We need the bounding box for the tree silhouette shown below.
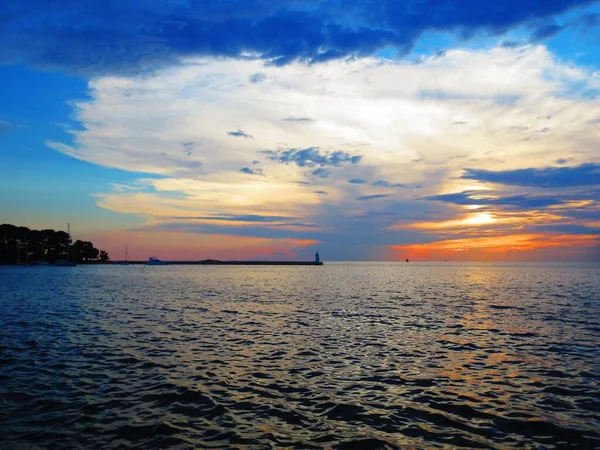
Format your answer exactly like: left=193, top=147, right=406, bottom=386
left=72, top=240, right=99, bottom=261
left=0, top=223, right=110, bottom=264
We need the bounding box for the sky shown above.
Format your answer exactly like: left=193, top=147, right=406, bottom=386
left=0, top=0, right=599, bottom=262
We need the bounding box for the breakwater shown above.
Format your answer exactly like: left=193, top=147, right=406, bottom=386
left=112, top=260, right=323, bottom=265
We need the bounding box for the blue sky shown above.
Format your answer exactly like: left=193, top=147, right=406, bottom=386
left=1, top=0, right=599, bottom=261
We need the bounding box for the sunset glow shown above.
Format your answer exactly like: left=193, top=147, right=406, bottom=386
left=390, top=234, right=599, bottom=261
left=1, top=1, right=598, bottom=261
left=2, top=4, right=600, bottom=450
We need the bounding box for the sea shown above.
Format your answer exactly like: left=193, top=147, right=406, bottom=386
left=0, top=262, right=598, bottom=449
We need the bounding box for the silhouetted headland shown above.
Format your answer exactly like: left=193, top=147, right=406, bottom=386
left=1, top=223, right=109, bottom=265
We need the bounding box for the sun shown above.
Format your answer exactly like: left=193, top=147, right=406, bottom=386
left=462, top=212, right=497, bottom=226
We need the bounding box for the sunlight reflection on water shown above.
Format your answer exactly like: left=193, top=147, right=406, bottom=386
left=1, top=262, right=599, bottom=449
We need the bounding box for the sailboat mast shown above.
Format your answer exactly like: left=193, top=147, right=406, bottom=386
left=67, top=223, right=72, bottom=261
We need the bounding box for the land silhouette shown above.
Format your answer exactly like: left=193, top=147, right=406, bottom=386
left=0, top=223, right=109, bottom=264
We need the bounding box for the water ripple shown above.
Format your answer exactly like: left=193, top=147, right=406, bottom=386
left=1, top=262, right=599, bottom=449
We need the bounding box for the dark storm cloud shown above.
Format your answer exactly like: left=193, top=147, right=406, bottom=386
left=461, top=163, right=600, bottom=188
left=261, top=147, right=362, bottom=168
left=0, top=0, right=592, bottom=74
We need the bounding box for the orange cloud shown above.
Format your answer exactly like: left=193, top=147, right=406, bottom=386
left=390, top=233, right=598, bottom=261
left=389, top=210, right=566, bottom=231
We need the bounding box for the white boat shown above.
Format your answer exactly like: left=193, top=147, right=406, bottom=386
left=145, top=256, right=167, bottom=266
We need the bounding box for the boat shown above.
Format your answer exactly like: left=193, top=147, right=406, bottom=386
left=120, top=245, right=130, bottom=265
left=145, top=256, right=167, bottom=266
left=54, top=223, right=77, bottom=266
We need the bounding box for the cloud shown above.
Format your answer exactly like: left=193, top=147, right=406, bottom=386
left=261, top=147, right=362, bottom=168
left=372, top=180, right=405, bottom=188
left=283, top=117, right=314, bottom=123
left=47, top=47, right=600, bottom=179
left=555, top=158, right=572, bottom=165
left=249, top=72, right=267, bottom=84
left=97, top=227, right=320, bottom=261
left=136, top=220, right=321, bottom=240
left=172, top=214, right=296, bottom=223
left=461, top=163, right=600, bottom=188
left=391, top=233, right=600, bottom=262
left=95, top=177, right=319, bottom=225
left=348, top=178, right=367, bottom=184
left=311, top=168, right=330, bottom=178
left=227, top=129, right=254, bottom=139
left=315, top=190, right=328, bottom=196
left=530, top=23, right=565, bottom=41
left=1, top=0, right=593, bottom=75
left=563, top=208, right=600, bottom=221
left=44, top=46, right=600, bottom=260
left=240, top=167, right=264, bottom=176
left=356, top=194, right=391, bottom=201
left=422, top=190, right=567, bottom=209
left=528, top=224, right=600, bottom=235
left=501, top=40, right=521, bottom=48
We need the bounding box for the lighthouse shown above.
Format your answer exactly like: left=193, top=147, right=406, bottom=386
left=315, top=252, right=320, bottom=263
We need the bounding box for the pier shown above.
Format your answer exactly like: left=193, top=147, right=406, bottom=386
left=112, top=260, right=323, bottom=266
left=113, top=252, right=324, bottom=266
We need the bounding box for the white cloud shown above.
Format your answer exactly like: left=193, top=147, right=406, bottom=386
left=47, top=45, right=600, bottom=252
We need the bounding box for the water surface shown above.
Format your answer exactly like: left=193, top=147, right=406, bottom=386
left=1, top=262, right=599, bottom=449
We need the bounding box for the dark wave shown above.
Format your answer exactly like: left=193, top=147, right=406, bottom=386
left=0, top=262, right=599, bottom=449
